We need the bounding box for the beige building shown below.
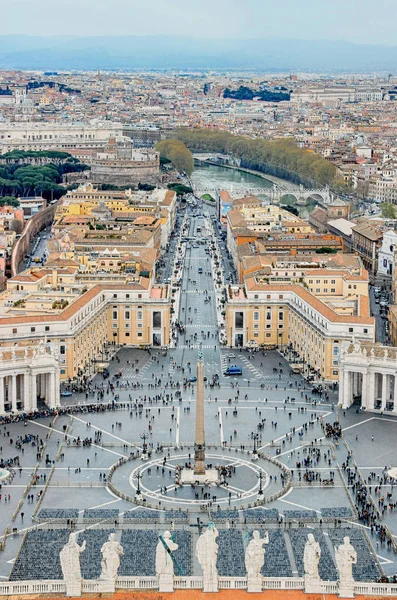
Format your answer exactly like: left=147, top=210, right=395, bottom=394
left=0, top=265, right=171, bottom=384
left=225, top=266, right=374, bottom=381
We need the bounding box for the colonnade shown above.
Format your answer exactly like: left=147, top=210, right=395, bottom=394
left=0, top=370, right=60, bottom=415
left=339, top=369, right=397, bottom=412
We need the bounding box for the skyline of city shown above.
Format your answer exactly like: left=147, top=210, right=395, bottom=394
left=0, top=7, right=397, bottom=596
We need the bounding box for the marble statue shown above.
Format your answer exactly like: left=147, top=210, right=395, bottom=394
left=304, top=533, right=321, bottom=581
left=335, top=536, right=357, bottom=586
left=196, top=523, right=219, bottom=593
left=156, top=531, right=179, bottom=592
left=100, top=533, right=124, bottom=581
left=60, top=533, right=86, bottom=596
left=245, top=530, right=269, bottom=592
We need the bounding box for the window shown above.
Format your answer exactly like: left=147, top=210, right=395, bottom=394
left=364, top=328, right=368, bottom=334
left=323, top=289, right=328, bottom=293
left=266, top=311, right=271, bottom=320
left=254, top=295, right=258, bottom=299
left=60, top=346, right=66, bottom=355
left=12, top=328, right=17, bottom=334
left=278, top=324, right=283, bottom=329
left=31, top=327, right=36, bottom=332
left=137, top=311, right=143, bottom=320
left=266, top=324, right=271, bottom=329
left=253, top=311, right=259, bottom=321
left=61, top=369, right=66, bottom=375
left=138, top=332, right=143, bottom=337
left=138, top=323, right=142, bottom=328
left=254, top=324, right=259, bottom=329
left=112, top=311, right=117, bottom=320
left=113, top=294, right=117, bottom=298
left=125, top=333, right=130, bottom=337
left=45, top=326, right=50, bottom=332
left=235, top=312, right=244, bottom=328
left=278, top=312, right=284, bottom=321
left=266, top=333, right=271, bottom=337
left=316, top=288, right=320, bottom=293
left=349, top=327, right=353, bottom=333
left=279, top=295, right=283, bottom=299
left=112, top=324, right=118, bottom=329
left=331, top=280, right=335, bottom=284
left=125, top=311, right=130, bottom=320
left=331, top=288, right=335, bottom=293
left=138, top=294, right=142, bottom=299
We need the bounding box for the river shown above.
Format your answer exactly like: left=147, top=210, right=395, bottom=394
left=190, top=163, right=315, bottom=218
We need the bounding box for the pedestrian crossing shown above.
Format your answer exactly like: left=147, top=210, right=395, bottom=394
left=240, top=356, right=263, bottom=380
left=177, top=344, right=216, bottom=349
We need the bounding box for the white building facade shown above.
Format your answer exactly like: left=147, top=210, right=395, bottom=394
left=0, top=343, right=60, bottom=415
left=378, top=229, right=397, bottom=277
left=339, top=341, right=397, bottom=413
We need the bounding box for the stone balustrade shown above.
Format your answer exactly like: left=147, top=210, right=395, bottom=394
left=0, top=577, right=396, bottom=597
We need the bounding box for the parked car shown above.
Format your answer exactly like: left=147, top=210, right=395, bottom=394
left=60, top=390, right=72, bottom=397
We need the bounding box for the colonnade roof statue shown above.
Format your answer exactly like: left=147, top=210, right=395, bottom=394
left=100, top=533, right=124, bottom=581
left=303, top=533, right=321, bottom=581
left=60, top=533, right=86, bottom=597
left=196, top=522, right=219, bottom=593
left=156, top=530, right=179, bottom=577
left=335, top=536, right=357, bottom=586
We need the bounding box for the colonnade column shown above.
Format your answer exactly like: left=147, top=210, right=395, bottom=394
left=23, top=373, right=30, bottom=413
left=49, top=372, right=56, bottom=408
left=11, top=375, right=17, bottom=412
left=0, top=378, right=4, bottom=415
left=31, top=374, right=37, bottom=411
left=394, top=376, right=397, bottom=413
left=343, top=370, right=350, bottom=408
left=361, top=372, right=367, bottom=410
left=338, top=370, right=345, bottom=407
left=381, top=374, right=387, bottom=411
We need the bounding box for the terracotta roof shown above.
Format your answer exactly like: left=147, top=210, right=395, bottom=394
left=243, top=279, right=374, bottom=325
left=0, top=280, right=152, bottom=326
left=352, top=223, right=383, bottom=241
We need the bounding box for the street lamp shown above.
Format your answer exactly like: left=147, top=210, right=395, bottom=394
left=251, top=432, right=260, bottom=454
left=140, top=431, right=149, bottom=454
left=257, top=470, right=265, bottom=496
left=134, top=470, right=142, bottom=496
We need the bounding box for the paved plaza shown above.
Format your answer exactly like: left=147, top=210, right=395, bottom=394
left=0, top=208, right=397, bottom=581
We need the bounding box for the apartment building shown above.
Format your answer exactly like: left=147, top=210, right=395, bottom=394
left=225, top=270, right=374, bottom=381
left=0, top=265, right=171, bottom=382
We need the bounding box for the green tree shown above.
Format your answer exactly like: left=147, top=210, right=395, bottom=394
left=381, top=202, right=396, bottom=219
left=156, top=139, right=194, bottom=176
left=0, top=196, right=20, bottom=207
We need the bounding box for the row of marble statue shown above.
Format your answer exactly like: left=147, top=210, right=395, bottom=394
left=60, top=527, right=358, bottom=596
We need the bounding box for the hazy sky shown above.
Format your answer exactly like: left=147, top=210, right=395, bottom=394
left=1, top=0, right=396, bottom=44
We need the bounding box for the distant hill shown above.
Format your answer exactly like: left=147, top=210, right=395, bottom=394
left=0, top=35, right=397, bottom=72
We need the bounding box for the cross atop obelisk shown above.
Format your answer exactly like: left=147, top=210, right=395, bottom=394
left=194, top=355, right=205, bottom=475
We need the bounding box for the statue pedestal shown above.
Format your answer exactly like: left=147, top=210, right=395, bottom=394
left=203, top=577, right=218, bottom=593
left=98, top=579, right=115, bottom=594
left=65, top=582, right=82, bottom=597
left=247, top=575, right=262, bottom=593
left=304, top=577, right=322, bottom=594
left=159, top=573, right=174, bottom=592
left=180, top=468, right=218, bottom=485
left=338, top=583, right=355, bottom=598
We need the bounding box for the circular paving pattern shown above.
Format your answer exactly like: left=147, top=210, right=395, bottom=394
left=109, top=448, right=291, bottom=510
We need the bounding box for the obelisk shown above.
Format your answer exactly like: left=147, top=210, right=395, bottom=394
left=194, top=357, right=205, bottom=475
